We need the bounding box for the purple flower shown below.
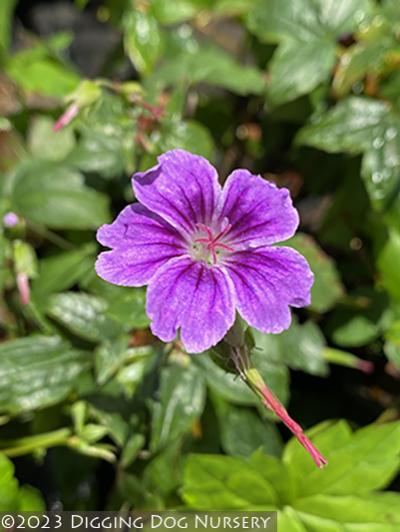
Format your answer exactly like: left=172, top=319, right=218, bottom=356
left=96, top=149, right=313, bottom=353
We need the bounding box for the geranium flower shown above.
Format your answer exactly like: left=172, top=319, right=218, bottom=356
left=96, top=149, right=313, bottom=353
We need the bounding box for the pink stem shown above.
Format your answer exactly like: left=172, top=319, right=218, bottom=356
left=259, top=381, right=327, bottom=468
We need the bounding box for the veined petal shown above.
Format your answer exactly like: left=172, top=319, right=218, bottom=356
left=95, top=204, right=185, bottom=286
left=220, top=170, right=299, bottom=248
left=132, top=149, right=221, bottom=236
left=225, top=246, right=313, bottom=333
left=146, top=256, right=236, bottom=353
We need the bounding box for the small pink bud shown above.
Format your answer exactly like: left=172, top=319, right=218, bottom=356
left=357, top=360, right=374, bottom=374
left=3, top=212, right=19, bottom=227
left=53, top=103, right=79, bottom=132
left=16, top=272, right=30, bottom=305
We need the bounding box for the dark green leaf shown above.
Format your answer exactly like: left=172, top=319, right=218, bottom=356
left=267, top=40, right=336, bottom=106
left=32, top=245, right=96, bottom=300
left=0, top=336, right=91, bottom=414
left=296, top=97, right=390, bottom=154
left=150, top=359, right=206, bottom=452
left=287, top=233, right=344, bottom=313
left=47, top=292, right=123, bottom=342
left=212, top=396, right=282, bottom=457
left=252, top=318, right=329, bottom=377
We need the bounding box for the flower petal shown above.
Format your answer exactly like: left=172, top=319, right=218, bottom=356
left=146, top=256, right=236, bottom=353
left=132, top=149, right=221, bottom=236
left=220, top=170, right=299, bottom=247
left=95, top=204, right=185, bottom=286
left=225, top=246, right=313, bottom=333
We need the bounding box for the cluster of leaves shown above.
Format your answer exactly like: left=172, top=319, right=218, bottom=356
left=0, top=0, right=399, bottom=524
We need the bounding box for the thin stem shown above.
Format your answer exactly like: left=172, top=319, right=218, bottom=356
left=26, top=220, right=75, bottom=250
left=231, top=345, right=328, bottom=469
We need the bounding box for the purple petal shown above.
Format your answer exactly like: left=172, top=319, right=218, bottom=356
left=146, top=256, right=236, bottom=353
left=220, top=170, right=299, bottom=248
left=132, top=149, right=221, bottom=236
left=95, top=204, right=185, bottom=286
left=225, top=246, right=313, bottom=333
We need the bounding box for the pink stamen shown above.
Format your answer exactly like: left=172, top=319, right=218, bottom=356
left=194, top=223, right=235, bottom=264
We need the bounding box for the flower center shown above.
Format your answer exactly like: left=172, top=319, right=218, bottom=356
left=190, top=223, right=235, bottom=265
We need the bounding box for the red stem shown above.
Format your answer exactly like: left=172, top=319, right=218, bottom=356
left=259, top=381, right=328, bottom=468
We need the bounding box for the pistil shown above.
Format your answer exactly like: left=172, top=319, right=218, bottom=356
left=194, top=223, right=235, bottom=264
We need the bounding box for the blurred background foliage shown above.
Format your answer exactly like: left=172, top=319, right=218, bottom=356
left=1, top=0, right=400, bottom=528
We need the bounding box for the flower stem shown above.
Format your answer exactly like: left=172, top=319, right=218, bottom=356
left=230, top=345, right=328, bottom=468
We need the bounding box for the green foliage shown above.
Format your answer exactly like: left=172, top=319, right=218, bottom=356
left=0, top=0, right=399, bottom=518
left=183, top=420, right=400, bottom=528
left=0, top=453, right=44, bottom=511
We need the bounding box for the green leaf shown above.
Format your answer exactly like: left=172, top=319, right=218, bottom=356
left=195, top=351, right=289, bottom=407
left=27, top=115, right=75, bottom=161
left=0, top=336, right=91, bottom=415
left=384, top=320, right=400, bottom=368
left=150, top=359, right=206, bottom=452
left=330, top=314, right=380, bottom=347
left=246, top=0, right=371, bottom=105
left=297, top=97, right=400, bottom=212
left=66, top=129, right=127, bottom=179
left=267, top=40, right=336, bottom=106
left=182, top=453, right=278, bottom=509
left=18, top=485, right=46, bottom=511
left=159, top=119, right=215, bottom=160
left=246, top=0, right=371, bottom=43
left=150, top=34, right=265, bottom=95
left=286, top=420, right=400, bottom=497
left=377, top=229, right=400, bottom=302
left=297, top=97, right=390, bottom=154
left=0, top=0, right=17, bottom=57
left=325, top=288, right=388, bottom=348
left=95, top=340, right=154, bottom=385
left=361, top=118, right=400, bottom=212
left=10, top=160, right=110, bottom=229
left=252, top=318, right=329, bottom=377
left=283, top=420, right=353, bottom=482
left=32, top=245, right=95, bottom=300
left=293, top=492, right=400, bottom=530
left=47, top=292, right=123, bottom=342
left=287, top=233, right=344, bottom=312
left=0, top=454, right=45, bottom=511
left=212, top=396, right=282, bottom=457
left=151, top=0, right=212, bottom=24
left=0, top=453, right=19, bottom=510
left=333, top=39, right=393, bottom=97
left=6, top=47, right=80, bottom=98
left=123, top=10, right=164, bottom=75
left=85, top=278, right=150, bottom=330
left=143, top=440, right=184, bottom=498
